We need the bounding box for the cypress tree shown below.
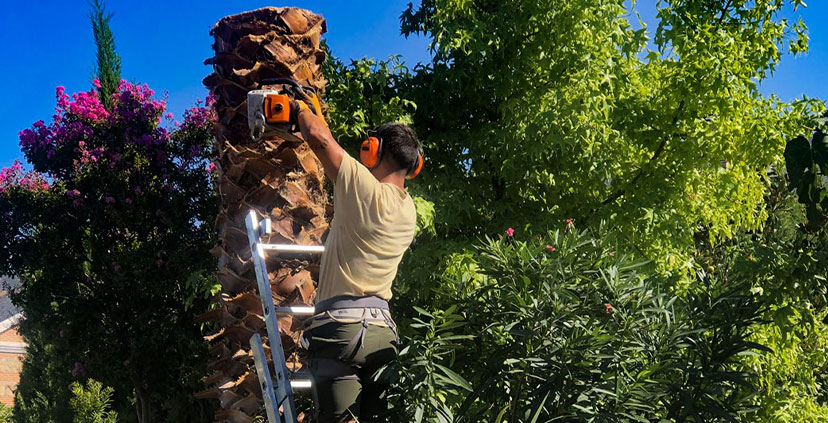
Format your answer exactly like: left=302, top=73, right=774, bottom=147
left=89, top=0, right=121, bottom=110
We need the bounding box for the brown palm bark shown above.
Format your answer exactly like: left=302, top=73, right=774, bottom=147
left=196, top=7, right=329, bottom=423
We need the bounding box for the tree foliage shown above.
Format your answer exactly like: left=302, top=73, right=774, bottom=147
left=89, top=0, right=121, bottom=110
left=399, top=0, right=820, bottom=274
left=1, top=82, right=218, bottom=423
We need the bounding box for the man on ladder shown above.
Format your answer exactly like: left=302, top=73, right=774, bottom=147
left=292, top=98, right=422, bottom=422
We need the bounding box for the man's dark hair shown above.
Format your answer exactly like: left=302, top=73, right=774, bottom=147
left=375, top=122, right=420, bottom=173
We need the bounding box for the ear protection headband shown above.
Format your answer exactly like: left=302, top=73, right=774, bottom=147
left=360, top=135, right=423, bottom=180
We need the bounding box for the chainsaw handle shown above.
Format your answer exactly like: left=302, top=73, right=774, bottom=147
left=260, top=78, right=316, bottom=102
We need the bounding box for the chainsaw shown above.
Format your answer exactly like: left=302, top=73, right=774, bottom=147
left=247, top=78, right=324, bottom=142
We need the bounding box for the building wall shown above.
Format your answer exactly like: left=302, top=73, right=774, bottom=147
left=0, top=326, right=25, bottom=406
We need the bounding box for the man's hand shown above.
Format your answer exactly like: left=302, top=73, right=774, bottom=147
left=295, top=108, right=344, bottom=182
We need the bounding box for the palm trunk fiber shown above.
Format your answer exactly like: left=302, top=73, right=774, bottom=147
left=196, top=7, right=329, bottom=423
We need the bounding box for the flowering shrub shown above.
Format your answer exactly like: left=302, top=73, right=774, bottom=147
left=0, top=160, right=49, bottom=193
left=389, top=228, right=767, bottom=423
left=3, top=81, right=218, bottom=423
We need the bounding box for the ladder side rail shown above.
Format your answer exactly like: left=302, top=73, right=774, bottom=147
left=250, top=333, right=281, bottom=423
left=245, top=212, right=299, bottom=423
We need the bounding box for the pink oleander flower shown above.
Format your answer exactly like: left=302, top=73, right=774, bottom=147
left=565, top=218, right=574, bottom=226
left=505, top=227, right=514, bottom=237
left=134, top=186, right=141, bottom=194
left=112, top=262, right=121, bottom=272
left=124, top=197, right=132, bottom=204
left=546, top=245, right=556, bottom=252
left=72, top=362, right=85, bottom=376
left=104, top=196, right=115, bottom=204
left=123, top=359, right=130, bottom=366
left=603, top=303, right=614, bottom=315
left=66, top=189, right=80, bottom=197
left=609, top=252, right=615, bottom=257
left=207, top=162, right=216, bottom=173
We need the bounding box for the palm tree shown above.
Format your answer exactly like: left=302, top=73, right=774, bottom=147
left=197, top=7, right=329, bottom=422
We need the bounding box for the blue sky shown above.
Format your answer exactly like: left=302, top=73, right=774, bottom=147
left=0, top=1, right=825, bottom=168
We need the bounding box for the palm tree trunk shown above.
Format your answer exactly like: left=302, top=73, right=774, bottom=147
left=196, top=7, right=329, bottom=422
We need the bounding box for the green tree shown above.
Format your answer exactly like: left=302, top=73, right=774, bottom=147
left=399, top=0, right=820, bottom=276
left=89, top=0, right=121, bottom=109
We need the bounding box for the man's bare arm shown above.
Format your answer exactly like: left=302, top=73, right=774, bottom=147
left=296, top=109, right=344, bottom=182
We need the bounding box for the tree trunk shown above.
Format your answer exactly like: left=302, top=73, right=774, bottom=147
left=134, top=385, right=152, bottom=423
left=196, top=7, right=329, bottom=423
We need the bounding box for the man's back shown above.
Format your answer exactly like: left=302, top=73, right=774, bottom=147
left=317, top=153, right=416, bottom=302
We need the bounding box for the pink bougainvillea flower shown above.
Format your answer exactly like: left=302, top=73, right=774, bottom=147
left=66, top=189, right=80, bottom=197
left=0, top=160, right=50, bottom=193
left=207, top=162, right=216, bottom=173
left=505, top=227, right=515, bottom=237
left=124, top=197, right=132, bottom=204
left=104, top=196, right=115, bottom=204
left=546, top=245, right=556, bottom=252
left=92, top=78, right=102, bottom=89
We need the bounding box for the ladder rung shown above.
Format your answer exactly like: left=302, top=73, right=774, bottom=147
left=290, top=379, right=313, bottom=389
left=260, top=244, right=324, bottom=254
left=274, top=306, right=316, bottom=315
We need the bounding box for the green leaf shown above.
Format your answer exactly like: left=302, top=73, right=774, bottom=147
left=434, top=363, right=473, bottom=391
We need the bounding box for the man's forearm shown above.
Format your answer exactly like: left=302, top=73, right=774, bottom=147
left=298, top=109, right=334, bottom=150
left=297, top=109, right=344, bottom=181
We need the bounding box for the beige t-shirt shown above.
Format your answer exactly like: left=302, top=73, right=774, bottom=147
left=316, top=153, right=417, bottom=301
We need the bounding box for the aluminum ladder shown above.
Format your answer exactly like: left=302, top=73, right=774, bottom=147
left=245, top=210, right=321, bottom=423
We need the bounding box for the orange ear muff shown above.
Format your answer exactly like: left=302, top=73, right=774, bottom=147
left=406, top=154, right=423, bottom=180
left=360, top=136, right=382, bottom=169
